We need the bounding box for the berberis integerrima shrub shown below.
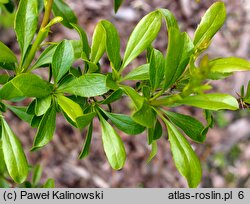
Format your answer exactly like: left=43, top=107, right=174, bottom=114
left=0, top=0, right=250, bottom=188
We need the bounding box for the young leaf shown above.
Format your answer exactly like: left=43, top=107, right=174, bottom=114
left=90, top=22, right=106, bottom=64
left=99, top=114, right=126, bottom=170
left=209, top=57, right=250, bottom=73
left=101, top=20, right=121, bottom=70
left=79, top=122, right=93, bottom=159
left=0, top=141, right=6, bottom=174
left=158, top=8, right=178, bottom=29
left=121, top=10, right=162, bottom=70
left=35, top=96, right=52, bottom=116
left=15, top=0, right=38, bottom=59
left=57, top=95, right=83, bottom=123
left=101, top=109, right=145, bottom=135
left=148, top=119, right=163, bottom=144
left=165, top=120, right=202, bottom=188
left=121, top=64, right=149, bottom=81
left=76, top=112, right=96, bottom=129
left=0, top=74, right=53, bottom=100
left=194, top=2, right=226, bottom=51
left=146, top=141, right=158, bottom=163
left=177, top=93, right=239, bottom=111
left=149, top=49, right=165, bottom=91
left=32, top=105, right=56, bottom=151
left=114, top=0, right=123, bottom=13
left=6, top=105, right=33, bottom=124
left=132, top=100, right=156, bottom=128
left=43, top=178, right=55, bottom=188
left=163, top=110, right=205, bottom=143
left=59, top=74, right=109, bottom=97
left=121, top=86, right=144, bottom=109
left=52, top=0, right=77, bottom=29
left=71, top=23, right=90, bottom=58
left=164, top=30, right=194, bottom=90
left=32, top=44, right=57, bottom=69
left=52, top=40, right=74, bottom=83
left=0, top=41, right=18, bottom=65
left=100, top=89, right=123, bottom=104
left=1, top=119, right=28, bottom=184
left=32, top=165, right=42, bottom=187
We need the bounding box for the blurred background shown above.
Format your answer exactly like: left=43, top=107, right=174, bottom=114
left=0, top=0, right=250, bottom=187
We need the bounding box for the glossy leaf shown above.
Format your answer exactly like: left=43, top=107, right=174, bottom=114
left=166, top=120, right=202, bottom=188
left=102, top=110, right=145, bottom=135
left=71, top=23, right=90, bottom=58
left=178, top=93, right=239, bottom=111
left=0, top=74, right=53, bottom=100
left=100, top=89, right=123, bottom=104
left=101, top=20, right=121, bottom=70
left=57, top=95, right=83, bottom=123
left=1, top=119, right=28, bottom=184
left=99, top=114, right=126, bottom=170
left=59, top=74, right=109, bottom=97
left=148, top=119, right=163, bottom=144
left=15, top=0, right=38, bottom=59
left=149, top=49, right=165, bottom=91
left=159, top=8, right=178, bottom=29
left=52, top=0, right=77, bottom=29
left=6, top=105, right=33, bottom=124
left=121, top=64, right=149, bottom=81
left=194, top=2, right=226, bottom=51
left=209, top=57, right=250, bottom=73
left=79, top=122, right=93, bottom=159
left=121, top=86, right=144, bottom=109
left=43, top=178, right=55, bottom=188
left=35, top=96, right=52, bottom=116
left=164, top=110, right=205, bottom=143
left=90, top=22, right=106, bottom=64
left=76, top=112, right=96, bottom=129
left=121, top=10, right=162, bottom=69
left=52, top=40, right=74, bottom=83
left=32, top=105, right=56, bottom=151
left=32, top=44, right=57, bottom=69
left=132, top=100, right=156, bottom=128
left=0, top=141, right=6, bottom=174
left=164, top=30, right=194, bottom=90
left=114, top=0, right=123, bottom=13
left=0, top=41, right=17, bottom=65
left=32, top=165, right=42, bottom=186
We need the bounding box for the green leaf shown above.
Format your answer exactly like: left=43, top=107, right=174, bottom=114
left=0, top=73, right=53, bottom=100
left=165, top=120, right=202, bottom=188
left=164, top=30, right=194, bottom=90
left=90, top=22, right=106, bottom=64
left=71, top=23, right=90, bottom=58
left=99, top=114, right=126, bottom=170
left=149, top=49, right=165, bottom=91
left=209, top=57, right=250, bottom=73
left=32, top=164, right=42, bottom=187
left=121, top=86, right=144, bottom=109
left=0, top=41, right=17, bottom=65
left=0, top=178, right=9, bottom=188
left=59, top=74, right=109, bottom=97
left=194, top=2, right=226, bottom=51
left=132, top=100, right=156, bottom=128
left=70, top=40, right=84, bottom=60
left=43, top=178, right=55, bottom=188
left=100, top=89, right=123, bottom=104
left=148, top=119, right=163, bottom=144
left=52, top=40, right=74, bottom=83
left=164, top=110, right=205, bottom=143
left=121, top=64, right=149, bottom=81
left=0, top=0, right=9, bottom=3
left=146, top=141, right=158, bottom=163
left=57, top=95, right=83, bottom=123
left=6, top=105, right=33, bottom=124
left=0, top=141, right=6, bottom=174
left=52, top=0, right=77, bottom=29
left=15, top=0, right=38, bottom=59
left=79, top=122, right=93, bottom=159
left=35, top=96, right=52, bottom=116
left=100, top=20, right=121, bottom=70
left=32, top=44, right=57, bottom=69
left=158, top=8, right=178, bottom=29
left=101, top=109, right=145, bottom=135
left=76, top=112, right=96, bottom=129
left=114, top=0, right=123, bottom=13
left=1, top=119, right=28, bottom=184
left=0, top=74, right=10, bottom=84
left=32, top=105, right=56, bottom=151
left=121, top=10, right=162, bottom=70
left=178, top=93, right=239, bottom=111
